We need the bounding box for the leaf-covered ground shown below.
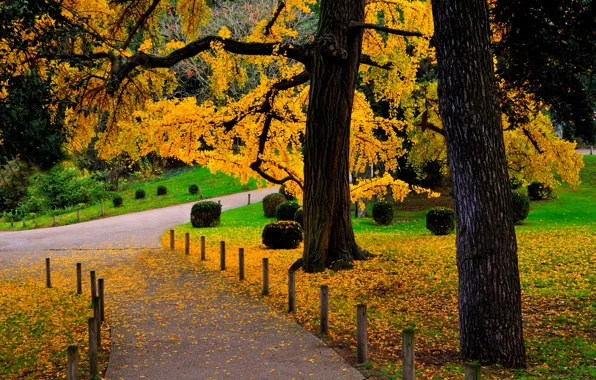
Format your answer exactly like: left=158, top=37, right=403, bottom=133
left=166, top=156, right=595, bottom=379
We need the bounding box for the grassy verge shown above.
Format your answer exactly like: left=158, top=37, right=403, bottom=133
left=0, top=281, right=109, bottom=379
left=0, top=166, right=259, bottom=231
left=166, top=155, right=595, bottom=379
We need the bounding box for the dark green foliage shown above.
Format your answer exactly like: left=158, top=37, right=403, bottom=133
left=511, top=191, right=530, bottom=224
left=279, top=184, right=296, bottom=200
left=157, top=185, right=168, bottom=196
left=510, top=178, right=523, bottom=190
left=190, top=201, right=222, bottom=228
left=188, top=184, right=199, bottom=195
left=0, top=160, right=31, bottom=213
left=112, top=194, right=123, bottom=207
left=262, top=193, right=286, bottom=217
left=294, top=207, right=303, bottom=227
left=135, top=189, right=146, bottom=200
left=527, top=182, right=553, bottom=200
left=276, top=200, right=300, bottom=221
left=262, top=220, right=303, bottom=249
left=426, top=207, right=455, bottom=235
left=372, top=201, right=394, bottom=225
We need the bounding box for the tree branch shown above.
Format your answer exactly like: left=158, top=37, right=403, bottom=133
left=522, top=127, right=544, bottom=154
left=348, top=22, right=423, bottom=37
left=360, top=54, right=392, bottom=69
left=122, top=0, right=161, bottom=51
left=264, top=1, right=285, bottom=36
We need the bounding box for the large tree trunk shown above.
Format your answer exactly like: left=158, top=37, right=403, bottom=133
left=302, top=0, right=367, bottom=272
left=431, top=0, right=526, bottom=367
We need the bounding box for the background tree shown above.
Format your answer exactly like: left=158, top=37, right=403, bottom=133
left=432, top=0, right=526, bottom=367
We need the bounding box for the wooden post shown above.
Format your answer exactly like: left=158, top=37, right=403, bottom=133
left=464, top=363, right=481, bottom=380
left=53, top=215, right=57, bottom=227
left=76, top=209, right=80, bottom=222
left=185, top=232, right=190, bottom=255
left=198, top=186, right=204, bottom=198
left=76, top=263, right=82, bottom=295
left=93, top=297, right=101, bottom=349
left=288, top=270, right=296, bottom=313
left=100, top=203, right=104, bottom=216
left=218, top=200, right=221, bottom=206
left=45, top=258, right=51, bottom=288
left=248, top=193, right=251, bottom=205
left=402, top=329, right=415, bottom=380
left=357, top=304, right=368, bottom=363
left=262, top=258, right=269, bottom=296
left=90, top=271, right=97, bottom=300
left=590, top=145, right=593, bottom=155
left=170, top=229, right=175, bottom=250
left=320, top=285, right=329, bottom=335
left=88, top=317, right=98, bottom=377
left=238, top=248, right=245, bottom=281
left=22, top=218, right=25, bottom=227
left=98, top=278, right=105, bottom=322
left=67, top=345, right=78, bottom=380
left=10, top=216, right=13, bottom=227
left=200, top=236, right=206, bottom=260
left=220, top=241, right=226, bottom=270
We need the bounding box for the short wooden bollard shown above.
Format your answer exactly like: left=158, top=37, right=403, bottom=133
left=22, top=218, right=26, bottom=227
left=76, top=263, right=82, bottom=295
left=53, top=215, right=57, bottom=227
left=402, top=329, right=415, bottom=380
left=248, top=193, right=251, bottom=205
left=67, top=345, right=78, bottom=380
left=238, top=248, right=245, bottom=281
left=98, top=278, right=105, bottom=322
left=262, top=258, right=269, bottom=296
left=88, top=317, right=98, bottom=377
left=218, top=200, right=221, bottom=206
left=185, top=233, right=190, bottom=255
left=288, top=270, right=296, bottom=313
left=170, top=229, right=175, bottom=250
left=45, top=258, right=51, bottom=288
left=93, top=297, right=101, bottom=349
left=464, top=363, right=481, bottom=379
left=200, top=236, right=206, bottom=260
left=320, top=285, right=329, bottom=335
left=76, top=209, right=80, bottom=222
left=100, top=204, right=104, bottom=216
left=198, top=186, right=204, bottom=198
left=10, top=216, right=13, bottom=227
left=591, top=145, right=594, bottom=155
left=220, top=241, right=226, bottom=270
left=357, top=304, right=368, bottom=363
left=90, top=271, right=97, bottom=300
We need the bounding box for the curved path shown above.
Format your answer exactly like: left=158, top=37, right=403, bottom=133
left=0, top=189, right=364, bottom=380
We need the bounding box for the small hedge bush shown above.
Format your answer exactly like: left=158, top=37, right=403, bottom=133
left=157, top=185, right=168, bottom=196
left=189, top=184, right=199, bottom=195
left=263, top=193, right=286, bottom=217
left=112, top=194, right=123, bottom=207
left=372, top=201, right=394, bottom=225
left=276, top=200, right=301, bottom=221
left=426, top=207, right=455, bottom=235
left=294, top=207, right=303, bottom=227
left=262, top=220, right=303, bottom=249
left=279, top=184, right=296, bottom=200
left=511, top=191, right=530, bottom=224
left=527, top=182, right=552, bottom=200
left=190, top=201, right=222, bottom=228
left=135, top=189, right=146, bottom=200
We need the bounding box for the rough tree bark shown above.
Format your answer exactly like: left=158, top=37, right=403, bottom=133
left=431, top=0, right=526, bottom=367
left=302, top=0, right=368, bottom=272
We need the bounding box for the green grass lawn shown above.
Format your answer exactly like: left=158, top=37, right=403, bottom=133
left=0, top=166, right=260, bottom=231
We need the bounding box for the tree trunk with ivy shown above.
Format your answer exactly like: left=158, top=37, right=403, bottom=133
left=302, top=0, right=368, bottom=272
left=431, top=0, right=526, bottom=367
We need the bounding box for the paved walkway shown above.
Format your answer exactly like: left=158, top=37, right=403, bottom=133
left=0, top=189, right=364, bottom=380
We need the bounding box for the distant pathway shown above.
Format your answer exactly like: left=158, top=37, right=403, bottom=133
left=0, top=188, right=364, bottom=380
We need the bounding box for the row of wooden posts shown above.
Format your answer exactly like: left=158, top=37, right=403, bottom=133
left=44, top=258, right=106, bottom=379
left=11, top=204, right=106, bottom=228
left=168, top=232, right=483, bottom=379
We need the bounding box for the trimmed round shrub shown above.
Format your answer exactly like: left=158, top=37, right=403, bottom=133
left=135, top=189, right=146, bottom=200
left=157, top=185, right=168, bottom=196
left=263, top=193, right=286, bottom=217
left=279, top=184, right=296, bottom=200
left=372, top=201, right=394, bottom=225
left=426, top=207, right=455, bottom=235
left=190, top=201, right=222, bottom=228
left=511, top=191, right=530, bottom=224
left=527, top=182, right=552, bottom=200
left=510, top=178, right=523, bottom=190
left=276, top=200, right=301, bottom=221
left=262, top=220, right=303, bottom=249
left=294, top=207, right=303, bottom=227
left=112, top=194, right=123, bottom=207
left=189, top=184, right=199, bottom=195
